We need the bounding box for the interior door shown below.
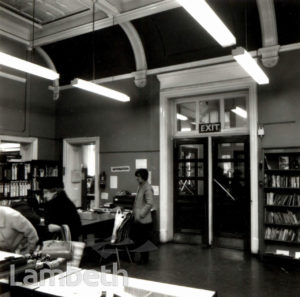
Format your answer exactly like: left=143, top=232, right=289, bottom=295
left=212, top=136, right=250, bottom=250
left=63, top=137, right=100, bottom=209
left=173, top=138, right=208, bottom=245
left=63, top=141, right=83, bottom=207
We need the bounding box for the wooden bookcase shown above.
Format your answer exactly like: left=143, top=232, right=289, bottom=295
left=0, top=160, right=61, bottom=213
left=262, top=148, right=300, bottom=261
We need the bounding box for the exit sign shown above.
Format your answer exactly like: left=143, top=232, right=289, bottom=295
left=199, top=122, right=221, bottom=133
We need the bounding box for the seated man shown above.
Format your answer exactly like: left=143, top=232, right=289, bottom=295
left=42, top=180, right=82, bottom=241
left=0, top=206, right=39, bottom=254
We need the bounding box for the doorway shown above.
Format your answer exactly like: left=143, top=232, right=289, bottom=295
left=63, top=137, right=100, bottom=209
left=212, top=136, right=250, bottom=250
left=173, top=136, right=250, bottom=250
left=173, top=138, right=208, bottom=244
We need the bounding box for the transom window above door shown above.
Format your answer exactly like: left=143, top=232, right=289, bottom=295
left=175, top=91, right=249, bottom=135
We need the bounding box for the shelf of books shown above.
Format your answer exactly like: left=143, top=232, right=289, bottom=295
left=263, top=148, right=300, bottom=261
left=0, top=160, right=60, bottom=207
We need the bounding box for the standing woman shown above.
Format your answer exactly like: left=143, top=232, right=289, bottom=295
left=131, top=168, right=154, bottom=264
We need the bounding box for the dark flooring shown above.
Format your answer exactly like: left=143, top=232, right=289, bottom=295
left=82, top=243, right=300, bottom=297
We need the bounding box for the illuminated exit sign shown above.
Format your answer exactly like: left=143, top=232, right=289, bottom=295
left=199, top=122, right=221, bottom=133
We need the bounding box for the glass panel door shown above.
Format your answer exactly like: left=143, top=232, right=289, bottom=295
left=174, top=139, right=208, bottom=244
left=212, top=136, right=250, bottom=250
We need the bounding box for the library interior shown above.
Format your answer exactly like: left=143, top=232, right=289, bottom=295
left=0, top=1, right=300, bottom=297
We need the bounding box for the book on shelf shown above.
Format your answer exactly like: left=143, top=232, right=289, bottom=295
left=279, top=156, right=289, bottom=170
left=265, top=210, right=299, bottom=225
left=265, top=227, right=297, bottom=241
left=266, top=175, right=300, bottom=188
left=265, top=155, right=271, bottom=170
left=293, top=156, right=300, bottom=169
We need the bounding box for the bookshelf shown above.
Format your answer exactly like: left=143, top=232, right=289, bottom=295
left=262, top=148, right=300, bottom=260
left=0, top=160, right=61, bottom=212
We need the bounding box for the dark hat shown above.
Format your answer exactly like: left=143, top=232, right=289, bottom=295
left=39, top=178, right=64, bottom=190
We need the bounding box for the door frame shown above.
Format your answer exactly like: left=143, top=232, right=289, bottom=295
left=173, top=138, right=209, bottom=244
left=0, top=135, right=38, bottom=160
left=63, top=137, right=100, bottom=208
left=158, top=67, right=259, bottom=253
left=211, top=135, right=251, bottom=250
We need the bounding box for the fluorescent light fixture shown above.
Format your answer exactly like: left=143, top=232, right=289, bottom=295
left=232, top=47, right=269, bottom=85
left=177, top=113, right=188, bottom=121
left=177, top=0, right=236, bottom=47
left=181, top=127, right=192, bottom=132
left=71, top=78, right=130, bottom=102
left=0, top=51, right=59, bottom=80
left=0, top=143, right=20, bottom=152
left=231, top=106, right=247, bottom=119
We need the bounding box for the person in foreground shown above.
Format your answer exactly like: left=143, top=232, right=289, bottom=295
left=0, top=206, right=39, bottom=254
left=42, top=180, right=82, bottom=241
left=131, top=168, right=154, bottom=264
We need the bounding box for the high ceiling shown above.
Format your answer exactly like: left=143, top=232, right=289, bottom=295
left=0, top=0, right=299, bottom=86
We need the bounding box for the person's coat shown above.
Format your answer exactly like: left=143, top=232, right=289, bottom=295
left=0, top=206, right=38, bottom=254
left=44, top=190, right=82, bottom=241
left=133, top=182, right=154, bottom=224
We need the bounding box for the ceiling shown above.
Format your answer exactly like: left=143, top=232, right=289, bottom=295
left=0, top=0, right=163, bottom=24
left=0, top=0, right=299, bottom=86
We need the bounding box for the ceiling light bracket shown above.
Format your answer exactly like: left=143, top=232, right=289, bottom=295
left=258, top=45, right=280, bottom=68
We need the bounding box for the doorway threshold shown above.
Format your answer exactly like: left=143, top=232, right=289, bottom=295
left=173, top=233, right=202, bottom=245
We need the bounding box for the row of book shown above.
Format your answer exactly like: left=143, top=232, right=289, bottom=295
left=0, top=200, right=11, bottom=206
left=32, top=166, right=59, bottom=178
left=265, top=227, right=300, bottom=242
left=266, top=193, right=300, bottom=206
left=264, top=174, right=300, bottom=188
left=265, top=155, right=300, bottom=170
left=0, top=181, right=31, bottom=197
left=0, top=163, right=31, bottom=181
left=0, top=163, right=59, bottom=181
left=265, top=211, right=299, bottom=225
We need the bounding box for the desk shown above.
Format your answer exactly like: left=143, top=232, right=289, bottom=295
left=81, top=213, right=115, bottom=246
left=81, top=213, right=115, bottom=227
left=8, top=266, right=217, bottom=297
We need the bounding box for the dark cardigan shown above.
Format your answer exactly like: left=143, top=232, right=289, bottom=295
left=44, top=190, right=82, bottom=241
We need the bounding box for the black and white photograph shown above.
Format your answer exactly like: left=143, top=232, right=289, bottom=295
left=0, top=1, right=300, bottom=297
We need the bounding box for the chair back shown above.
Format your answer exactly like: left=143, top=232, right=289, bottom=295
left=111, top=209, right=133, bottom=244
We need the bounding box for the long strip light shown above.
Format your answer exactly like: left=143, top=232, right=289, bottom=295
left=231, top=106, right=247, bottom=119
left=177, top=0, right=236, bottom=47
left=181, top=127, right=192, bottom=132
left=0, top=52, right=59, bottom=80
left=71, top=78, right=130, bottom=102
left=177, top=113, right=188, bottom=121
left=232, top=47, right=269, bottom=85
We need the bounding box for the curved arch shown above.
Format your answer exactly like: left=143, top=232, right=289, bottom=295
left=119, top=22, right=147, bottom=87
left=256, top=0, right=279, bottom=67
left=35, top=47, right=60, bottom=100
left=95, top=0, right=147, bottom=87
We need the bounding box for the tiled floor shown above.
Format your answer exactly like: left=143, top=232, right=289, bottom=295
left=83, top=243, right=300, bottom=297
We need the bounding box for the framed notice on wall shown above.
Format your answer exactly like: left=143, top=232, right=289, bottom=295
left=111, top=166, right=130, bottom=173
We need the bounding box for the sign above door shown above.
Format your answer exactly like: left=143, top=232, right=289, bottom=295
left=199, top=123, right=221, bottom=133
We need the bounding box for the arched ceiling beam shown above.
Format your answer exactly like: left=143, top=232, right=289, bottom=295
left=256, top=0, right=279, bottom=67
left=35, top=47, right=60, bottom=100
left=94, top=0, right=147, bottom=87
